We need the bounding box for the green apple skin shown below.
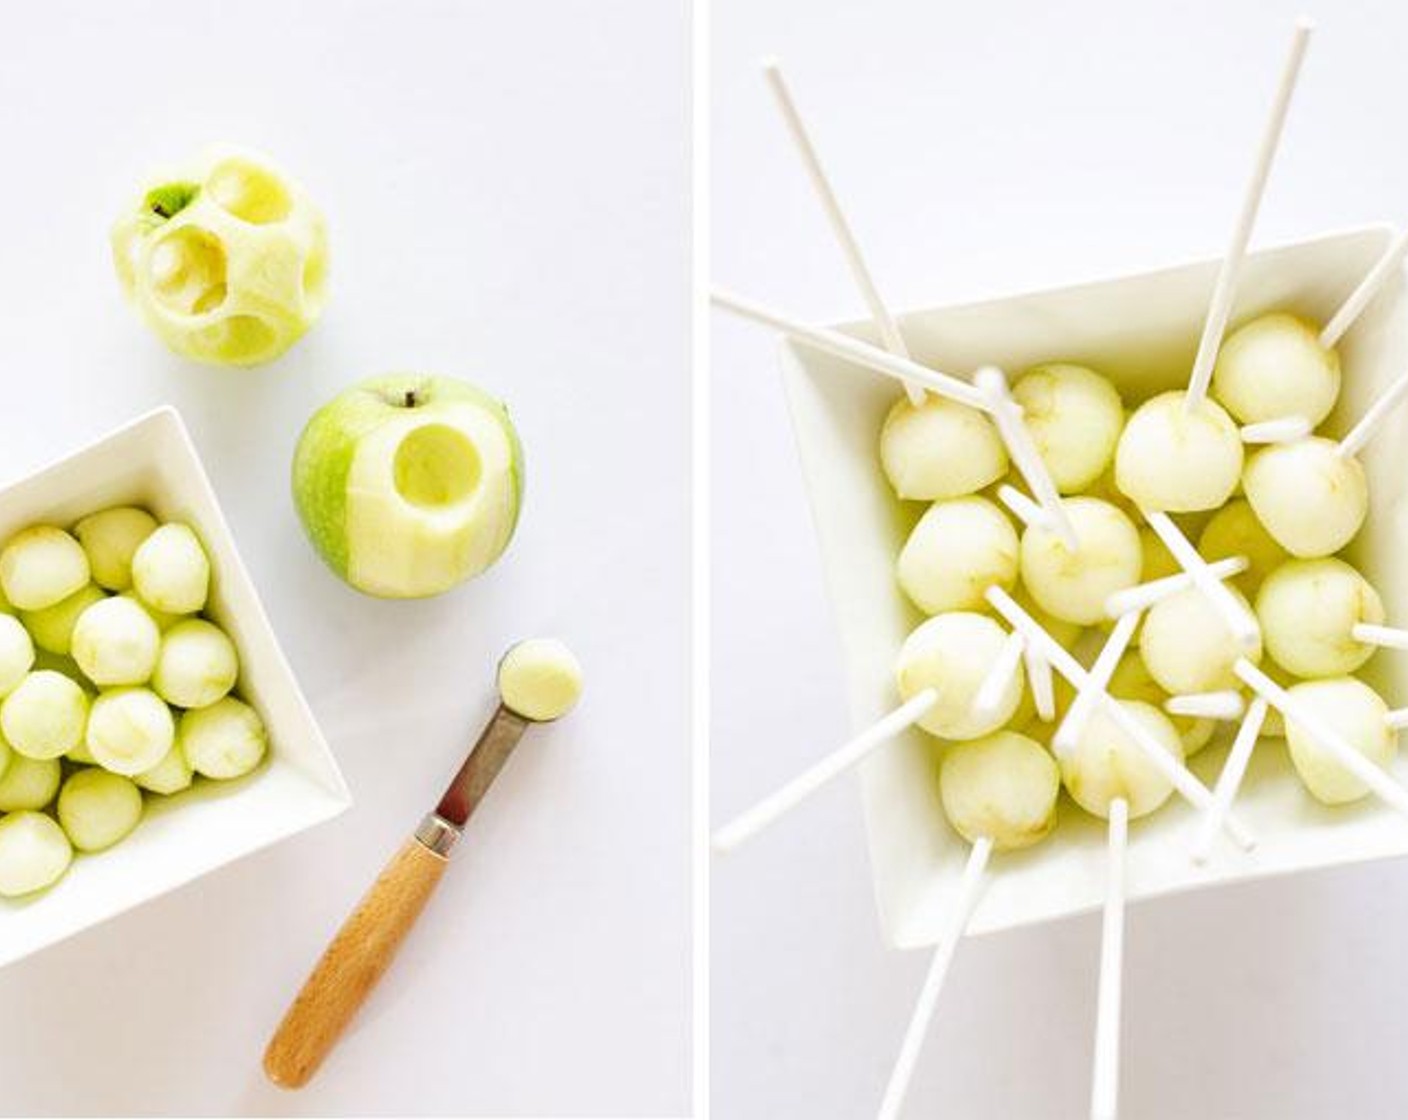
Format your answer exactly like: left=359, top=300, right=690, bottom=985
left=292, top=375, right=524, bottom=598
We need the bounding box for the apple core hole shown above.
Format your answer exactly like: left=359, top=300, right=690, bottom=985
left=394, top=424, right=480, bottom=509
left=188, top=314, right=279, bottom=365
left=147, top=227, right=228, bottom=316
left=207, top=158, right=293, bottom=224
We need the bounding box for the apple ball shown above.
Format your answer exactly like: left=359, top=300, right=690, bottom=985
left=1283, top=677, right=1396, bottom=805
left=1242, top=437, right=1367, bottom=558
left=939, top=731, right=1060, bottom=851
left=71, top=596, right=161, bottom=686
left=878, top=394, right=1007, bottom=501
left=73, top=507, right=157, bottom=591
left=0, top=526, right=90, bottom=611
left=152, top=618, right=239, bottom=709
left=895, top=612, right=1023, bottom=740
left=1196, top=498, right=1287, bottom=596
left=111, top=147, right=328, bottom=367
left=293, top=376, right=524, bottom=599
left=1211, top=312, right=1340, bottom=427
left=135, top=746, right=194, bottom=796
left=179, top=696, right=267, bottom=780
left=0, top=812, right=71, bottom=898
left=86, top=688, right=174, bottom=776
left=131, top=523, right=210, bottom=615
left=1256, top=558, right=1383, bottom=678
left=1019, top=497, right=1142, bottom=625
left=1139, top=584, right=1261, bottom=695
left=1114, top=391, right=1243, bottom=512
left=1010, top=364, right=1124, bottom=493
left=57, top=769, right=144, bottom=852
left=1, top=671, right=89, bottom=760
left=498, top=639, right=584, bottom=722
left=0, top=755, right=61, bottom=813
left=1060, top=699, right=1184, bottom=820
left=897, top=496, right=1019, bottom=615
left=0, top=615, right=34, bottom=698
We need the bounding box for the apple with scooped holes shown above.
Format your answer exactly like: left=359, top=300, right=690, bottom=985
left=292, top=376, right=524, bottom=598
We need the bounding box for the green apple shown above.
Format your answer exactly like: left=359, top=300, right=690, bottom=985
left=111, top=146, right=328, bottom=367
left=292, top=375, right=524, bottom=598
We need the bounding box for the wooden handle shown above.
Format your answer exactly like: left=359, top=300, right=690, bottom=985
left=263, top=836, right=448, bottom=1089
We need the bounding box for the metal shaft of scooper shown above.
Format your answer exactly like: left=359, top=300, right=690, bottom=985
left=417, top=705, right=533, bottom=854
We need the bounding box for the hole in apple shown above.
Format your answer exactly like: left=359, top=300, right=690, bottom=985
left=302, top=227, right=329, bottom=312
left=206, top=157, right=293, bottom=224
left=147, top=226, right=228, bottom=316
left=393, top=424, right=481, bottom=509
left=187, top=314, right=279, bottom=365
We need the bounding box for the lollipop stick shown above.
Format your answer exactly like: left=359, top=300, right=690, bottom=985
left=1053, top=611, right=1140, bottom=757
left=1104, top=556, right=1247, bottom=619
left=1184, top=18, right=1313, bottom=411
left=987, top=586, right=1256, bottom=849
left=1235, top=658, right=1408, bottom=818
left=976, top=367, right=1079, bottom=549
left=711, top=288, right=988, bottom=409
left=1141, top=511, right=1260, bottom=650
left=1240, top=416, right=1312, bottom=444
left=1192, top=696, right=1268, bottom=864
left=972, top=631, right=1025, bottom=718
left=762, top=60, right=924, bottom=406
left=1321, top=229, right=1408, bottom=349
left=877, top=837, right=993, bottom=1120
left=712, top=688, right=938, bottom=853
left=997, top=484, right=1056, bottom=532
left=1352, top=622, right=1408, bottom=651
left=1166, top=690, right=1245, bottom=721
left=1024, top=641, right=1056, bottom=722
left=1336, top=370, right=1408, bottom=459
left=1387, top=708, right=1408, bottom=732
left=1090, top=797, right=1128, bottom=1120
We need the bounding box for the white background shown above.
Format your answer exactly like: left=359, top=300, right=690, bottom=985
left=0, top=1, right=690, bottom=1116
left=712, top=2, right=1408, bottom=1118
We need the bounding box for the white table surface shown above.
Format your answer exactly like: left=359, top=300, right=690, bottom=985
left=711, top=2, right=1408, bottom=1118
left=0, top=1, right=690, bottom=1115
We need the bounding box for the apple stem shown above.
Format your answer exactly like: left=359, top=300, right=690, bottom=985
left=404, top=390, right=417, bottom=408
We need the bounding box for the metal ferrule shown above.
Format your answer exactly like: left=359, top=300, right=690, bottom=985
left=414, top=813, right=462, bottom=857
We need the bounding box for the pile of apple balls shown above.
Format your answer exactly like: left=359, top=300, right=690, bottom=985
left=0, top=509, right=266, bottom=897
left=886, top=310, right=1398, bottom=858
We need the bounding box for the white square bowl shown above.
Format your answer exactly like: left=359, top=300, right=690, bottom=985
left=0, top=406, right=351, bottom=968
left=781, top=225, right=1408, bottom=949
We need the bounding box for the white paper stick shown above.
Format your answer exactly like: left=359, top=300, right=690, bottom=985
left=973, top=632, right=1026, bottom=718
left=987, top=586, right=1255, bottom=849
left=762, top=60, right=925, bottom=406
left=1090, top=797, right=1128, bottom=1120
left=877, top=836, right=993, bottom=1120
left=1141, top=511, right=1261, bottom=651
left=711, top=288, right=988, bottom=410
left=1053, top=612, right=1141, bottom=757
left=1321, top=229, right=1408, bottom=349
left=1104, top=556, right=1247, bottom=619
left=1352, top=621, right=1408, bottom=651
left=1337, top=370, right=1408, bottom=460
left=1192, top=697, right=1268, bottom=865
left=1184, top=18, right=1313, bottom=411
left=1387, top=708, right=1408, bottom=732
left=975, top=367, right=1079, bottom=549
left=1024, top=641, right=1056, bottom=722
left=1236, top=657, right=1408, bottom=818
left=1166, top=690, right=1246, bottom=721
left=997, top=483, right=1056, bottom=532
left=1240, top=416, right=1312, bottom=444
left=712, top=688, right=938, bottom=853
